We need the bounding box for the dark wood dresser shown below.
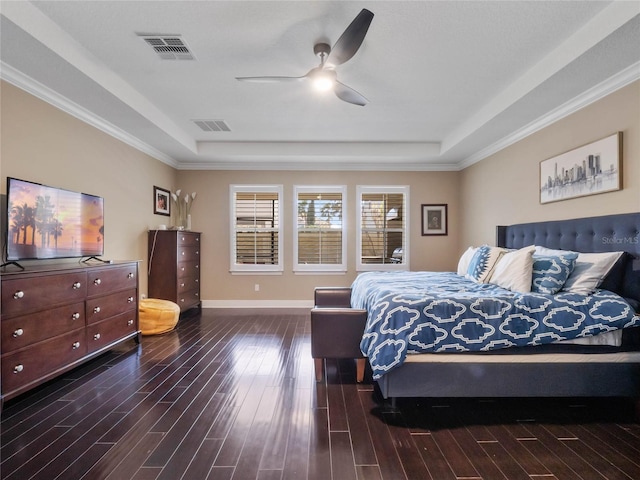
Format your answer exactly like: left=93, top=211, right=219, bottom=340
left=0, top=261, right=140, bottom=403
left=147, top=230, right=201, bottom=312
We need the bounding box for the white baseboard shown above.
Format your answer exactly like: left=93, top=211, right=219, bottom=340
left=202, top=299, right=314, bottom=309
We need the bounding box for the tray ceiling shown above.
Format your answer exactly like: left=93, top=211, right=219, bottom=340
left=1, top=1, right=638, bottom=170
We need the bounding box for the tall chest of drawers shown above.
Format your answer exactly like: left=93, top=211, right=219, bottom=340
left=148, top=230, right=201, bottom=312
left=0, top=261, right=140, bottom=403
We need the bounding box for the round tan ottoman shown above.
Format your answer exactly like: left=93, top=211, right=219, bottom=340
left=139, top=298, right=180, bottom=335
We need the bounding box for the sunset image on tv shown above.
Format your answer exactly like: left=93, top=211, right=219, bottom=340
left=7, top=178, right=104, bottom=260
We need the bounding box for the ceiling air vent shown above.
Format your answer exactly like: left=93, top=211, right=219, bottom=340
left=192, top=120, right=231, bottom=132
left=139, top=35, right=195, bottom=60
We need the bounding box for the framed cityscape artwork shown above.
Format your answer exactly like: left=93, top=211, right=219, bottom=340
left=540, top=132, right=622, bottom=204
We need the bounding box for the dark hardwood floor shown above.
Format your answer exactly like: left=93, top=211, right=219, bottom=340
left=2, top=308, right=639, bottom=480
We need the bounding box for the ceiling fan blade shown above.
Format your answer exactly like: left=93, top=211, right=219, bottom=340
left=235, top=76, right=306, bottom=83
left=334, top=81, right=368, bottom=106
left=327, top=9, right=374, bottom=66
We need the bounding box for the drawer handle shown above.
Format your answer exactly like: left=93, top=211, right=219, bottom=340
left=196, top=251, right=199, bottom=255
left=14, top=364, right=24, bottom=374
left=72, top=341, right=81, bottom=349
left=195, top=279, right=199, bottom=283
left=128, top=296, right=134, bottom=303
left=127, top=319, right=134, bottom=326
left=13, top=328, right=24, bottom=337
left=195, top=292, right=199, bottom=297
left=72, top=312, right=81, bottom=320
left=181, top=267, right=185, bottom=272
left=94, top=333, right=101, bottom=340
left=94, top=306, right=101, bottom=313
left=180, top=298, right=185, bottom=303
left=94, top=278, right=102, bottom=285
left=13, top=290, right=24, bottom=299
left=195, top=265, right=199, bottom=269
left=196, top=237, right=199, bottom=242
left=180, top=283, right=185, bottom=287
left=73, top=282, right=82, bottom=289
left=128, top=272, right=134, bottom=279
left=181, top=251, right=185, bottom=256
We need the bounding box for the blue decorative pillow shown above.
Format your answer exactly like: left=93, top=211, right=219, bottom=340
left=465, top=245, right=506, bottom=283
left=531, top=253, right=578, bottom=294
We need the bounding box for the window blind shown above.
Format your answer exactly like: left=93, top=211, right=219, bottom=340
left=296, top=191, right=343, bottom=266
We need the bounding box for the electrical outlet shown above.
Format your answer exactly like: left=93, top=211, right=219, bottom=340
left=254, top=284, right=260, bottom=292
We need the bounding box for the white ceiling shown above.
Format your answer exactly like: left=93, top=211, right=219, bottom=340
left=1, top=1, right=639, bottom=171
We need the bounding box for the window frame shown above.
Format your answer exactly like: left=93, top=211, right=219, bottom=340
left=229, top=184, right=283, bottom=274
left=356, top=185, right=410, bottom=272
left=293, top=185, right=347, bottom=274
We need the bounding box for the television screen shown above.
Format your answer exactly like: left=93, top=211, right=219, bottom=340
left=6, top=177, right=104, bottom=261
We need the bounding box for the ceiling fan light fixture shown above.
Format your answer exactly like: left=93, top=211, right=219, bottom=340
left=235, top=9, right=373, bottom=105
left=313, top=74, right=334, bottom=92
left=310, top=69, right=336, bottom=92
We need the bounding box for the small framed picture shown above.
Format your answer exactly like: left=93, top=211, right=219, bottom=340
left=154, top=186, right=171, bottom=216
left=422, top=204, right=447, bottom=236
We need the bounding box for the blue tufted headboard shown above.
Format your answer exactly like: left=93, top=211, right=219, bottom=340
left=496, top=212, right=640, bottom=308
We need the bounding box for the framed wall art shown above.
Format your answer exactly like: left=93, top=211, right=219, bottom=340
left=154, top=186, right=171, bottom=216
left=540, top=132, right=622, bottom=204
left=422, top=204, right=447, bottom=236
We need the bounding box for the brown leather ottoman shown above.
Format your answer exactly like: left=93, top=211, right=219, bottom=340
left=311, top=287, right=367, bottom=382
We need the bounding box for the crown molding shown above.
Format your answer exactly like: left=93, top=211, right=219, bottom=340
left=3, top=59, right=637, bottom=173
left=457, top=62, right=640, bottom=171
left=1, top=62, right=179, bottom=168
left=176, top=160, right=456, bottom=172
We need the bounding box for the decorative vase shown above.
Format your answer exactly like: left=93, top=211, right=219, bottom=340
left=186, top=214, right=192, bottom=231
left=173, top=210, right=186, bottom=230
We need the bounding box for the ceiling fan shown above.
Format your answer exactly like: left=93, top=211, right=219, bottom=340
left=236, top=8, right=374, bottom=106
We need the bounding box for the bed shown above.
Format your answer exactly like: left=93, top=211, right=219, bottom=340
left=352, top=212, right=640, bottom=405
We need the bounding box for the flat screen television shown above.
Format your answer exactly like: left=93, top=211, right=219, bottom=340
left=5, top=177, right=104, bottom=261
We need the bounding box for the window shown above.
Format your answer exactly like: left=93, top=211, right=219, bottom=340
left=294, top=186, right=346, bottom=273
left=356, top=185, right=409, bottom=271
left=230, top=185, right=283, bottom=273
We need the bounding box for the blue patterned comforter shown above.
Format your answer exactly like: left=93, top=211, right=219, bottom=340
left=353, top=271, right=640, bottom=379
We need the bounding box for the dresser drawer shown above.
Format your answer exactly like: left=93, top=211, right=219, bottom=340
left=177, top=289, right=200, bottom=311
left=1, top=329, right=87, bottom=394
left=86, top=289, right=137, bottom=325
left=1, top=302, right=85, bottom=353
left=177, top=245, right=200, bottom=263
left=1, top=272, right=87, bottom=317
left=178, top=260, right=200, bottom=279
left=177, top=275, right=200, bottom=294
left=86, top=311, right=138, bottom=353
left=177, top=232, right=200, bottom=246
left=87, top=265, right=138, bottom=298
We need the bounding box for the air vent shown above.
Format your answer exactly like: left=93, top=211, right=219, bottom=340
left=192, top=120, right=231, bottom=132
left=139, top=35, right=195, bottom=60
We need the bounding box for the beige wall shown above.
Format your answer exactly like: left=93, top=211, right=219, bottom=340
left=3, top=79, right=637, bottom=303
left=0, top=81, right=175, bottom=295
left=176, top=170, right=459, bottom=302
left=0, top=80, right=460, bottom=302
left=459, top=80, right=640, bottom=250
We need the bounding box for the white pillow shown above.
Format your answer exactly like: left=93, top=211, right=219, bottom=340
left=534, top=245, right=575, bottom=256
left=561, top=251, right=623, bottom=295
left=457, top=247, right=478, bottom=276
left=490, top=246, right=535, bottom=293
